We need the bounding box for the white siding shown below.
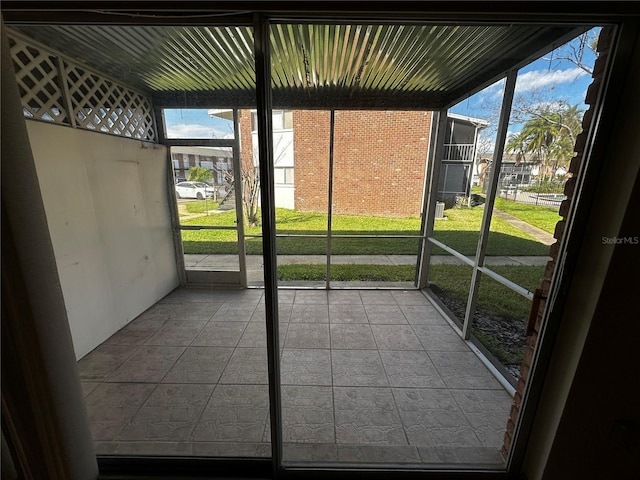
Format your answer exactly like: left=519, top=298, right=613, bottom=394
left=252, top=129, right=295, bottom=209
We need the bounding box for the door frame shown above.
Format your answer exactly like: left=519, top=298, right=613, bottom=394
left=161, top=108, right=248, bottom=288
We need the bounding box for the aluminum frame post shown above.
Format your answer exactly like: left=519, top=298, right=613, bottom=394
left=418, top=110, right=448, bottom=289
left=326, top=110, right=336, bottom=289
left=467, top=124, right=480, bottom=207
left=462, top=70, right=518, bottom=340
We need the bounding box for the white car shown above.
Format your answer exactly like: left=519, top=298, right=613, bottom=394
left=175, top=181, right=215, bottom=200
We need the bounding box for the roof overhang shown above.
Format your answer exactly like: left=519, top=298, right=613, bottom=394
left=2, top=6, right=613, bottom=111
left=448, top=113, right=490, bottom=129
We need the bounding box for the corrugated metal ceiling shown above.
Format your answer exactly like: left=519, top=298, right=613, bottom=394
left=11, top=22, right=584, bottom=109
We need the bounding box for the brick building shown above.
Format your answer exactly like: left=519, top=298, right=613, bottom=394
left=235, top=109, right=487, bottom=217
left=170, top=146, right=233, bottom=185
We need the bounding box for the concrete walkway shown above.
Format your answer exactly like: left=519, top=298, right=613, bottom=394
left=184, top=254, right=551, bottom=270
left=176, top=200, right=225, bottom=222
left=493, top=209, right=556, bottom=246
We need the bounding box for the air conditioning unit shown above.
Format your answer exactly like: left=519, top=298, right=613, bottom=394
left=435, top=201, right=445, bottom=219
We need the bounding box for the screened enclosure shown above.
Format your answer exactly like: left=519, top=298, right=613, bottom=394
left=2, top=5, right=631, bottom=479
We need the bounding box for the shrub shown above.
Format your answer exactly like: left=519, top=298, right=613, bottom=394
left=522, top=180, right=565, bottom=194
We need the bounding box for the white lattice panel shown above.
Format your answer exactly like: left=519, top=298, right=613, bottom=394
left=8, top=32, right=156, bottom=142
left=65, top=63, right=156, bottom=141
left=9, top=36, right=69, bottom=124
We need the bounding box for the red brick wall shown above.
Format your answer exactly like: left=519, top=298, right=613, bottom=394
left=294, top=110, right=432, bottom=217
left=242, top=109, right=432, bottom=216
left=292, top=110, right=331, bottom=212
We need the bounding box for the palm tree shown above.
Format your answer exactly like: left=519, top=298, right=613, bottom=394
left=521, top=116, right=556, bottom=181
left=505, top=131, right=530, bottom=164
left=512, top=104, right=583, bottom=182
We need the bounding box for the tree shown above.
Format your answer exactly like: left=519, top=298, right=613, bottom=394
left=188, top=166, right=213, bottom=183
left=240, top=132, right=293, bottom=227
left=511, top=104, right=583, bottom=182
left=544, top=29, right=599, bottom=75
left=519, top=115, right=556, bottom=181
left=505, top=131, right=530, bottom=164
left=459, top=30, right=597, bottom=191
left=240, top=166, right=261, bottom=227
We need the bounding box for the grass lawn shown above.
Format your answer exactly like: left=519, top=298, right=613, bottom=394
left=493, top=197, right=561, bottom=234
left=432, top=207, right=548, bottom=255
left=428, top=264, right=543, bottom=320
left=428, top=264, right=544, bottom=365
left=278, top=264, right=416, bottom=282
left=181, top=206, right=550, bottom=256
left=184, top=200, right=220, bottom=214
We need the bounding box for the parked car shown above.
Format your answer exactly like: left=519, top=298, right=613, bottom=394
left=175, top=181, right=215, bottom=200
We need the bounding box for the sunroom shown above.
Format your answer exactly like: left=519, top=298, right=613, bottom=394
left=2, top=5, right=638, bottom=479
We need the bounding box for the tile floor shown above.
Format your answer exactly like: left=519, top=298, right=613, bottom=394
left=79, top=287, right=510, bottom=466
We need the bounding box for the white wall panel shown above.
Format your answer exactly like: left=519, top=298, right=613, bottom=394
left=26, top=121, right=178, bottom=359
left=274, top=185, right=296, bottom=209
left=252, top=130, right=294, bottom=167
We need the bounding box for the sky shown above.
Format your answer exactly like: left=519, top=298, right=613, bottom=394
left=449, top=27, right=601, bottom=152
left=164, top=27, right=600, bottom=150
left=164, top=109, right=234, bottom=139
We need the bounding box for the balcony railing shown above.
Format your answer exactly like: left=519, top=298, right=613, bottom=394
left=443, top=143, right=475, bottom=162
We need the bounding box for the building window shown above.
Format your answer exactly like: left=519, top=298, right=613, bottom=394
left=283, top=110, right=293, bottom=129
left=251, top=110, right=293, bottom=132
left=274, top=167, right=294, bottom=185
